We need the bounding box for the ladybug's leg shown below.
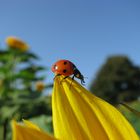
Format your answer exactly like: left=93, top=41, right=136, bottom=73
left=69, top=75, right=75, bottom=88
left=53, top=74, right=61, bottom=80
left=63, top=76, right=69, bottom=80
left=60, top=76, right=69, bottom=84
left=81, top=79, right=85, bottom=85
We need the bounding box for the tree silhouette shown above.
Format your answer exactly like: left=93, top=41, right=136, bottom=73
left=89, top=56, right=140, bottom=105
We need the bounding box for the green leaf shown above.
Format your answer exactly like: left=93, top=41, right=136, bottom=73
left=29, top=115, right=53, bottom=134
left=120, top=103, right=140, bottom=117
left=20, top=65, right=46, bottom=73
left=0, top=106, right=19, bottom=120
left=19, top=52, right=39, bottom=62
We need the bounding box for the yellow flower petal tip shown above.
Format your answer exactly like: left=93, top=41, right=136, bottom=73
left=22, top=119, right=41, bottom=131
left=6, top=36, right=29, bottom=52
left=52, top=76, right=139, bottom=140
left=11, top=120, right=57, bottom=140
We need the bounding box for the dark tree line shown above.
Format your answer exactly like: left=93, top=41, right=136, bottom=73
left=89, top=56, right=140, bottom=105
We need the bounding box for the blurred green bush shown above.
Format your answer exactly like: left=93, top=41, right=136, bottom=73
left=90, top=56, right=140, bottom=105
left=0, top=37, right=52, bottom=140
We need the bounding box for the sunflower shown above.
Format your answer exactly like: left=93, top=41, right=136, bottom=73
left=12, top=76, right=139, bottom=140
left=6, top=36, right=29, bottom=52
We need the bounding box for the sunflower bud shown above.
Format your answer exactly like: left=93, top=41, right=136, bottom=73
left=6, top=36, right=29, bottom=52
left=35, top=81, right=45, bottom=92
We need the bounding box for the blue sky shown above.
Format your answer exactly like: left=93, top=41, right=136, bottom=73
left=0, top=0, right=140, bottom=89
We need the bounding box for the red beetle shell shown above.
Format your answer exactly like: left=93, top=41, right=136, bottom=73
left=51, top=59, right=74, bottom=76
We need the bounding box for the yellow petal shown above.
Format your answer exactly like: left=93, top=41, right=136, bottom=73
left=22, top=119, right=41, bottom=131
left=52, top=76, right=139, bottom=140
left=12, top=120, right=57, bottom=140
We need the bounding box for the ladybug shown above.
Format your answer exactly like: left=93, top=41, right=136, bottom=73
left=51, top=59, right=85, bottom=85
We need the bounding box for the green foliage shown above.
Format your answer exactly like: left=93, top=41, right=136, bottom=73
left=120, top=103, right=140, bottom=117
left=29, top=115, right=53, bottom=134
left=119, top=101, right=140, bottom=135
left=0, top=41, right=52, bottom=140
left=89, top=56, right=140, bottom=105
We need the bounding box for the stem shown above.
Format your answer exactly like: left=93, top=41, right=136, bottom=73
left=3, top=119, right=8, bottom=140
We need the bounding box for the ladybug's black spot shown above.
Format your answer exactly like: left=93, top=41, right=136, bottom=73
left=64, top=62, right=67, bottom=65
left=63, top=69, right=67, bottom=73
